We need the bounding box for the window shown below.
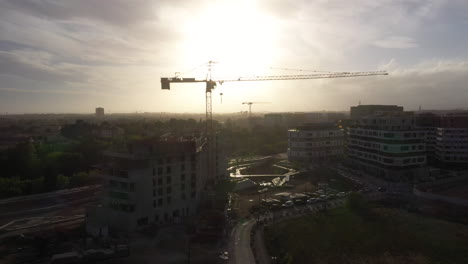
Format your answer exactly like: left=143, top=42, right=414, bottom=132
left=166, top=157, right=171, bottom=163
left=110, top=191, right=128, bottom=200
left=167, top=197, right=171, bottom=204
left=152, top=168, right=156, bottom=176
left=153, top=190, right=156, bottom=197
left=158, top=167, right=163, bottom=175
left=152, top=179, right=155, bottom=187
left=181, top=164, right=185, bottom=171
left=158, top=198, right=163, bottom=206
left=158, top=178, right=163, bottom=185
left=158, top=188, right=163, bottom=196
left=181, top=184, right=185, bottom=190
left=166, top=166, right=171, bottom=174
left=167, top=187, right=172, bottom=194
left=181, top=193, right=186, bottom=200
left=181, top=174, right=185, bottom=181
left=153, top=200, right=156, bottom=208
left=166, top=176, right=172, bottom=184
left=401, top=146, right=409, bottom=151
left=191, top=191, right=196, bottom=198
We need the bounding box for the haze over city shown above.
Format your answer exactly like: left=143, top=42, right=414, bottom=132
left=2, top=1, right=468, bottom=264
left=1, top=0, right=468, bottom=113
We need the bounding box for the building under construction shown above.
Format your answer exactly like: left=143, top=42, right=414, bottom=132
left=86, top=135, right=227, bottom=234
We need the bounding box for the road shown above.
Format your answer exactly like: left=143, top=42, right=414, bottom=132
left=230, top=219, right=256, bottom=264
left=229, top=198, right=347, bottom=264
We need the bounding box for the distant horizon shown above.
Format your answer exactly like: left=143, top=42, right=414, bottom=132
left=1, top=107, right=467, bottom=116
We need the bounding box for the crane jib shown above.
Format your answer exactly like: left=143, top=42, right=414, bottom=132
left=160, top=71, right=388, bottom=89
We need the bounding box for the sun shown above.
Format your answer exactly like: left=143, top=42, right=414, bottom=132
left=180, top=0, right=279, bottom=79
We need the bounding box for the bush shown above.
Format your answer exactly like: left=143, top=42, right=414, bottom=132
left=70, top=172, right=90, bottom=187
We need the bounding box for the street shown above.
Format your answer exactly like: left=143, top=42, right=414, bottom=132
left=230, top=219, right=256, bottom=264
left=229, top=197, right=347, bottom=264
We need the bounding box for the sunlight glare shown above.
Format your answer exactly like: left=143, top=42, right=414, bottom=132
left=181, top=0, right=279, bottom=79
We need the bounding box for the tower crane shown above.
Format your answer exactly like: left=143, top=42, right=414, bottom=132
left=242, top=102, right=271, bottom=118
left=161, top=61, right=388, bottom=182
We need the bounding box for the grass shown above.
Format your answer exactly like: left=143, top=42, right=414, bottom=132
left=265, top=206, right=468, bottom=264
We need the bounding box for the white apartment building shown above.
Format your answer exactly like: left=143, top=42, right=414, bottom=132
left=87, top=136, right=225, bottom=233
left=347, top=112, right=427, bottom=182
left=288, top=123, right=344, bottom=162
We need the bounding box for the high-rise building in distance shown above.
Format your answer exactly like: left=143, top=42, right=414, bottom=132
left=95, top=107, right=105, bottom=117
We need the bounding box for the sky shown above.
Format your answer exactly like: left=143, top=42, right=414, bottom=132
left=0, top=0, right=467, bottom=114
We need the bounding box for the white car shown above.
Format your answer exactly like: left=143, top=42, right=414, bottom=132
left=219, top=251, right=229, bottom=260
left=282, top=200, right=294, bottom=208
left=307, top=198, right=318, bottom=204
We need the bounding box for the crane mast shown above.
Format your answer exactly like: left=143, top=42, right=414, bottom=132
left=242, top=102, right=271, bottom=118
left=161, top=64, right=388, bottom=183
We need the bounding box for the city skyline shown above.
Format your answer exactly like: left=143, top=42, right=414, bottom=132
left=1, top=0, right=468, bottom=113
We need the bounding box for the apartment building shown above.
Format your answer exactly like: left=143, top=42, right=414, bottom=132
left=434, top=113, right=468, bottom=166
left=87, top=136, right=225, bottom=233
left=347, top=111, right=427, bottom=182
left=288, top=123, right=345, bottom=162
left=416, top=111, right=468, bottom=167
left=350, top=105, right=403, bottom=120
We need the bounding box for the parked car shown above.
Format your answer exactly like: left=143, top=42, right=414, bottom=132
left=282, top=200, right=294, bottom=208
left=293, top=199, right=306, bottom=205
left=337, top=192, right=346, bottom=198
left=219, top=251, right=229, bottom=260
left=307, top=198, right=318, bottom=204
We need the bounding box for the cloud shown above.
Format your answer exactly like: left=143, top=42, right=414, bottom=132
left=322, top=60, right=468, bottom=110
left=0, top=0, right=467, bottom=113
left=373, top=36, right=419, bottom=49
left=1, top=0, right=157, bottom=27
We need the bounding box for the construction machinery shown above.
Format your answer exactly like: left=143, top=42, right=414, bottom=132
left=242, top=102, right=271, bottom=118
left=161, top=61, right=388, bottom=182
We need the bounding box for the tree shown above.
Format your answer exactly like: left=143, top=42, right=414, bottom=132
left=70, top=172, right=90, bottom=187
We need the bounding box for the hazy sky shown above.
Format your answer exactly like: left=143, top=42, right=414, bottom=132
left=0, top=0, right=467, bottom=114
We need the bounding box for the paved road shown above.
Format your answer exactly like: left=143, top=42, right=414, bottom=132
left=230, top=219, right=256, bottom=264
left=229, top=198, right=347, bottom=264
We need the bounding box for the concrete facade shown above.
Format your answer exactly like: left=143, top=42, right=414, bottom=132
left=347, top=111, right=427, bottom=182
left=87, top=136, right=226, bottom=233
left=288, top=123, right=344, bottom=162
